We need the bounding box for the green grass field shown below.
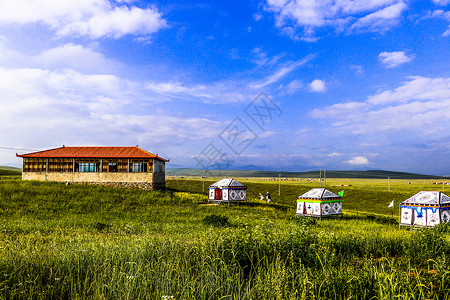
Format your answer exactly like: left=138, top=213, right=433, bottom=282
left=0, top=166, right=21, bottom=176
left=0, top=177, right=449, bottom=299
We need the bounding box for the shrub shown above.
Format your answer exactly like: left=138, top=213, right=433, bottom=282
left=202, top=214, right=230, bottom=227
left=92, top=222, right=111, bottom=231
left=365, top=214, right=397, bottom=225
left=434, top=222, right=450, bottom=233
left=289, top=216, right=317, bottom=226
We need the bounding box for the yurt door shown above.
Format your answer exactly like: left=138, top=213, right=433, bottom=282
left=214, top=188, right=222, bottom=200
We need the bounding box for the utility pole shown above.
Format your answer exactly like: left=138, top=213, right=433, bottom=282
left=278, top=174, right=281, bottom=196
left=202, top=170, right=207, bottom=193
left=319, top=170, right=322, bottom=187
left=388, top=176, right=390, bottom=192
left=324, top=170, right=326, bottom=187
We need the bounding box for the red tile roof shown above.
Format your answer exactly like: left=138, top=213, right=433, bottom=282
left=16, top=146, right=169, bottom=161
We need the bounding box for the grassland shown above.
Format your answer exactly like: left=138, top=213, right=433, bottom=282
left=0, top=176, right=449, bottom=299
left=0, top=166, right=21, bottom=176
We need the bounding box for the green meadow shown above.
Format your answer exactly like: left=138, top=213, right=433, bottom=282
left=1, top=176, right=450, bottom=299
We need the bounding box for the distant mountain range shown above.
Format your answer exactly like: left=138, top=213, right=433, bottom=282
left=166, top=168, right=448, bottom=179
left=1, top=165, right=447, bottom=179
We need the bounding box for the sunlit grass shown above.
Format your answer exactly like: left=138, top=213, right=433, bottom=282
left=0, top=178, right=449, bottom=299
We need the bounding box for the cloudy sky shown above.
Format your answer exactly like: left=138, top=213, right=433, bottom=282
left=0, top=0, right=449, bottom=175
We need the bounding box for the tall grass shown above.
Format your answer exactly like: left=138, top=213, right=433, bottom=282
left=0, top=178, right=449, bottom=299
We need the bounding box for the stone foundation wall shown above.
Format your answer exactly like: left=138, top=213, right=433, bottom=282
left=22, top=172, right=165, bottom=190
left=76, top=181, right=164, bottom=190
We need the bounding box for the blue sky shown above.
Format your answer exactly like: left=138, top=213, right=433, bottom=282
left=0, top=0, right=449, bottom=175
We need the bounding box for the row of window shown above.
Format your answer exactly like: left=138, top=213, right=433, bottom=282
left=23, top=159, right=153, bottom=173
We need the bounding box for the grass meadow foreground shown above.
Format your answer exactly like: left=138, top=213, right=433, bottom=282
left=0, top=177, right=450, bottom=299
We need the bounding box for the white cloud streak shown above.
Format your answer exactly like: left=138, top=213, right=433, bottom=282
left=349, top=2, right=407, bottom=33
left=250, top=54, right=315, bottom=89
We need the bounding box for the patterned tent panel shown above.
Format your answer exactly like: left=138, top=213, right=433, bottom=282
left=298, top=188, right=340, bottom=199
left=322, top=189, right=340, bottom=198
left=209, top=178, right=246, bottom=188
left=401, top=191, right=450, bottom=205
left=442, top=193, right=450, bottom=204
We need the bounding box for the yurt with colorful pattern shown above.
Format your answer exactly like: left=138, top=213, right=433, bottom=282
left=399, top=191, right=450, bottom=227
left=208, top=178, right=247, bottom=202
left=296, top=188, right=342, bottom=217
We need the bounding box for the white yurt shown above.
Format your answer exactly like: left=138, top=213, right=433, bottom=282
left=208, top=178, right=247, bottom=202
left=399, top=191, right=450, bottom=227
left=296, top=188, right=342, bottom=217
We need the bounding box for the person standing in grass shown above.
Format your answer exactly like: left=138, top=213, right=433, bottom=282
left=266, top=191, right=271, bottom=203
left=259, top=193, right=264, bottom=201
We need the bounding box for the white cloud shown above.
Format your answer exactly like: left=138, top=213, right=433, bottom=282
left=311, top=76, right=450, bottom=136
left=378, top=51, right=413, bottom=68
left=367, top=77, right=450, bottom=105
left=251, top=47, right=269, bottom=66
left=426, top=9, right=450, bottom=18
left=349, top=2, right=407, bottom=33
left=422, top=9, right=450, bottom=36
left=249, top=55, right=314, bottom=89
left=433, top=0, right=450, bottom=5
left=282, top=79, right=303, bottom=95
left=258, top=64, right=299, bottom=87
left=444, top=27, right=450, bottom=36
left=310, top=79, right=326, bottom=92
left=328, top=152, right=342, bottom=157
left=34, top=43, right=118, bottom=73
left=57, top=6, right=167, bottom=38
left=351, top=65, right=364, bottom=74
left=310, top=101, right=367, bottom=118
left=145, top=81, right=213, bottom=101
left=347, top=156, right=370, bottom=165
left=0, top=65, right=223, bottom=167
left=264, top=0, right=407, bottom=40
left=0, top=0, right=167, bottom=39
left=253, top=13, right=263, bottom=21
left=0, top=42, right=23, bottom=65
left=144, top=54, right=314, bottom=102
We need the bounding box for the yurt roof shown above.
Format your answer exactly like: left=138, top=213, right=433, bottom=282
left=209, top=178, right=246, bottom=188
left=298, top=188, right=341, bottom=200
left=400, top=191, right=450, bottom=206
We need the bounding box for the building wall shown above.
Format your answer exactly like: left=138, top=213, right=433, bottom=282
left=153, top=160, right=165, bottom=183
left=22, top=172, right=154, bottom=183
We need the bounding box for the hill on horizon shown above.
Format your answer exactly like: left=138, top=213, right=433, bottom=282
left=1, top=165, right=447, bottom=179
left=166, top=168, right=448, bottom=179
left=0, top=166, right=21, bottom=176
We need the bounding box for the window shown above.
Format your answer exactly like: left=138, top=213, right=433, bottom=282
left=75, top=159, right=100, bottom=172
left=78, top=162, right=99, bottom=172
left=117, top=159, right=128, bottom=173
left=24, top=158, right=46, bottom=172
left=108, top=163, right=117, bottom=172
left=131, top=163, right=147, bottom=172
